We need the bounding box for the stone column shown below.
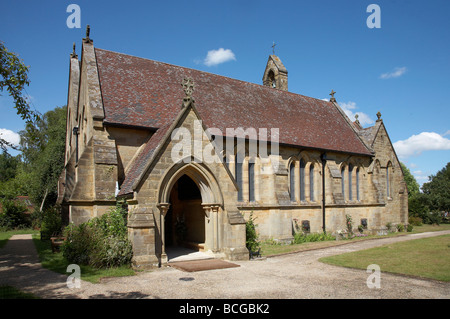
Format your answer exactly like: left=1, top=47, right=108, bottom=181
left=201, top=204, right=212, bottom=251
left=157, top=203, right=170, bottom=264
left=211, top=205, right=221, bottom=252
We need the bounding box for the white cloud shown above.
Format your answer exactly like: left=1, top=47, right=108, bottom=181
left=339, top=101, right=374, bottom=126
left=379, top=67, right=407, bottom=79
left=393, top=132, right=450, bottom=158
left=203, top=48, right=236, bottom=67
left=0, top=128, right=20, bottom=147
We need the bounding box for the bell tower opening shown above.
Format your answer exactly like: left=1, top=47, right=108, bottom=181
left=262, top=54, right=288, bottom=91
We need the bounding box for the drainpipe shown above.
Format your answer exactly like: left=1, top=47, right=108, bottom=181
left=320, top=153, right=327, bottom=233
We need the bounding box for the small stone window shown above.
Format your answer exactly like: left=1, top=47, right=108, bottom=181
left=361, top=218, right=368, bottom=229
left=268, top=70, right=276, bottom=88
left=302, top=220, right=310, bottom=233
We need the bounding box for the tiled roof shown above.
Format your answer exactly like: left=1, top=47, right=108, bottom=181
left=94, top=48, right=374, bottom=195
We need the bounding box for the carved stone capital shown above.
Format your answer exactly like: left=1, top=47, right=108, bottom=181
left=157, top=203, right=170, bottom=216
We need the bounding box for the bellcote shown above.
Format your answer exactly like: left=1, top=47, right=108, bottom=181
left=262, top=55, right=288, bottom=91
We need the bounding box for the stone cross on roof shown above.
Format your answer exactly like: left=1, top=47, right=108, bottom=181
left=181, top=78, right=195, bottom=108
left=181, top=78, right=195, bottom=97
left=329, top=90, right=336, bottom=102
left=272, top=42, right=276, bottom=55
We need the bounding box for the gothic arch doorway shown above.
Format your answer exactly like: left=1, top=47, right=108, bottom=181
left=165, top=174, right=205, bottom=250
left=157, top=160, right=224, bottom=263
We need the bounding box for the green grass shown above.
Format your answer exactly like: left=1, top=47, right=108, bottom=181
left=319, top=234, right=450, bottom=282
left=0, top=285, right=39, bottom=299
left=31, top=233, right=136, bottom=283
left=260, top=224, right=450, bottom=257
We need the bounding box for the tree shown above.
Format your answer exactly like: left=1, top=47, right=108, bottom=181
left=0, top=41, right=40, bottom=152
left=19, top=106, right=67, bottom=209
left=400, top=162, right=420, bottom=197
left=422, top=162, right=450, bottom=212
left=0, top=151, right=20, bottom=182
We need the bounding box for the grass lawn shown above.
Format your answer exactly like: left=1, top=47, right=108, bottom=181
left=0, top=285, right=39, bottom=299
left=319, top=234, right=450, bottom=282
left=260, top=224, right=450, bottom=257
left=31, top=233, right=136, bottom=283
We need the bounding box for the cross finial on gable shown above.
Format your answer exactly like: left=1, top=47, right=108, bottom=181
left=272, top=42, right=276, bottom=55
left=181, top=78, right=195, bottom=108
left=329, top=90, right=336, bottom=102
left=182, top=78, right=195, bottom=97
left=376, top=111, right=382, bottom=121
left=83, top=24, right=93, bottom=43
left=70, top=42, right=78, bottom=58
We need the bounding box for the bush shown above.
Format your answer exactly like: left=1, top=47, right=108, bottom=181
left=40, top=207, right=62, bottom=239
left=345, top=214, right=354, bottom=236
left=396, top=224, right=404, bottom=232
left=358, top=225, right=364, bottom=233
left=386, top=222, right=393, bottom=232
left=0, top=198, right=30, bottom=229
left=406, top=224, right=414, bottom=232
left=62, top=203, right=132, bottom=268
left=425, top=211, right=442, bottom=225
left=293, top=231, right=335, bottom=244
left=408, top=216, right=423, bottom=226
left=246, top=212, right=260, bottom=252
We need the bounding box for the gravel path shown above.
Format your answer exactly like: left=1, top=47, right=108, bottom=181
left=1, top=231, right=449, bottom=299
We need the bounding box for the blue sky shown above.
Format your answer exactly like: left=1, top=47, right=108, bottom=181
left=1, top=0, right=449, bottom=187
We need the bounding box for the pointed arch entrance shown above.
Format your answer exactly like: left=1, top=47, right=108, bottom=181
left=165, top=174, right=205, bottom=250
left=157, top=160, right=224, bottom=263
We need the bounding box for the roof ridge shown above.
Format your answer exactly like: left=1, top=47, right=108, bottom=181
left=94, top=47, right=331, bottom=105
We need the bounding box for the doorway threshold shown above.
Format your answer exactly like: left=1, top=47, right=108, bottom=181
left=166, top=246, right=214, bottom=263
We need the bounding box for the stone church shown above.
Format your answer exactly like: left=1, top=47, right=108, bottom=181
left=58, top=29, right=408, bottom=268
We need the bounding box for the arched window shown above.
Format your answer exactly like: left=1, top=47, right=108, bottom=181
left=356, top=168, right=360, bottom=201
left=249, top=161, right=255, bottom=202
left=268, top=70, right=276, bottom=88
left=386, top=163, right=392, bottom=198
left=235, top=160, right=243, bottom=201
left=289, top=162, right=296, bottom=202
left=310, top=164, right=315, bottom=201
left=348, top=164, right=353, bottom=200
left=341, top=166, right=345, bottom=199
left=300, top=159, right=306, bottom=201
left=386, top=166, right=390, bottom=197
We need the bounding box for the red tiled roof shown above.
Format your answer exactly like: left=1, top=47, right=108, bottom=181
left=94, top=48, right=373, bottom=195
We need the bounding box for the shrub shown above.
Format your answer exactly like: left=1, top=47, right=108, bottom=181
left=345, top=214, right=353, bottom=236
left=408, top=216, right=423, bottom=226
left=406, top=224, right=414, bottom=232
left=396, top=224, right=404, bottom=232
left=386, top=222, right=393, bottom=232
left=293, top=231, right=335, bottom=244
left=246, top=212, right=260, bottom=252
left=40, top=207, right=62, bottom=239
left=358, top=225, right=364, bottom=233
left=62, top=203, right=132, bottom=268
left=0, top=198, right=30, bottom=229
left=422, top=211, right=443, bottom=225
left=62, top=222, right=92, bottom=265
